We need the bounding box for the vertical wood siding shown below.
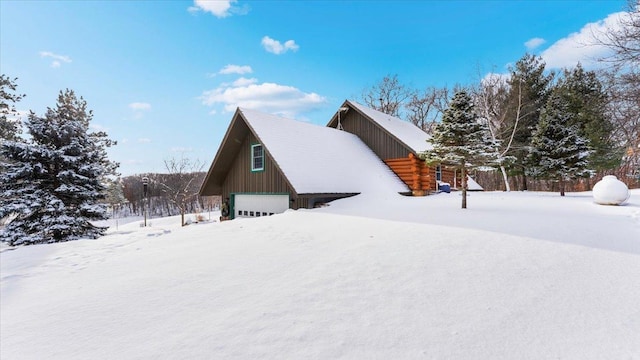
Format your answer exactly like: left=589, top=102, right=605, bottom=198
left=340, top=111, right=411, bottom=160
left=221, top=133, right=298, bottom=207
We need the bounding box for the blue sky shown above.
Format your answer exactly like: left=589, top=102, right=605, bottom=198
left=0, top=0, right=628, bottom=176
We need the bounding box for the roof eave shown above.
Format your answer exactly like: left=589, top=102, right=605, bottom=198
left=337, top=100, right=420, bottom=155
left=199, top=108, right=247, bottom=196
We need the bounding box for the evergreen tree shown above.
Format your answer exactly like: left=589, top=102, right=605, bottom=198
left=526, top=92, right=592, bottom=196
left=0, top=90, right=118, bottom=245
left=502, top=54, right=554, bottom=190
left=423, top=91, right=496, bottom=209
left=0, top=75, right=25, bottom=142
left=556, top=64, right=620, bottom=173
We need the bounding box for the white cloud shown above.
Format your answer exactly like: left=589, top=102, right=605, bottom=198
left=39, top=51, right=72, bottom=68
left=540, top=11, right=627, bottom=69
left=261, top=36, right=299, bottom=55
left=219, top=64, right=253, bottom=75
left=200, top=78, right=326, bottom=118
left=138, top=138, right=152, bottom=144
left=129, top=102, right=152, bottom=111
left=524, top=37, right=546, bottom=50
left=188, top=0, right=248, bottom=18
left=232, top=77, right=258, bottom=87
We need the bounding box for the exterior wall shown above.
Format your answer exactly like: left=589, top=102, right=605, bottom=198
left=385, top=155, right=432, bottom=192
left=339, top=111, right=412, bottom=160
left=440, top=167, right=456, bottom=188
left=385, top=155, right=457, bottom=193
left=221, top=132, right=298, bottom=208
left=297, top=193, right=358, bottom=209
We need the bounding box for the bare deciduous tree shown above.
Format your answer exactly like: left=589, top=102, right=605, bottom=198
left=361, top=74, right=413, bottom=117
left=405, top=86, right=450, bottom=133
left=596, top=0, right=640, bottom=71
left=161, top=156, right=205, bottom=226
left=595, top=1, right=640, bottom=183
left=471, top=72, right=515, bottom=191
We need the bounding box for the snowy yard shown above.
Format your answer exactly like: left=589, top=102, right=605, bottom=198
left=1, top=190, right=639, bottom=359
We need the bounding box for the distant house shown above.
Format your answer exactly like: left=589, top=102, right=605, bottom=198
left=199, top=107, right=408, bottom=218
left=327, top=100, right=455, bottom=194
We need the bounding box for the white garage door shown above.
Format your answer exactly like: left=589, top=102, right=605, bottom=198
left=233, top=194, right=290, bottom=218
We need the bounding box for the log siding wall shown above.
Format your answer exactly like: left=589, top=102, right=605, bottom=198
left=385, top=154, right=456, bottom=193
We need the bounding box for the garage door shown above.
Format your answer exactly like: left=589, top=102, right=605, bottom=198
left=233, top=194, right=290, bottom=218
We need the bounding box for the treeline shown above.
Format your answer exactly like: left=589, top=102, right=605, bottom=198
left=105, top=172, right=220, bottom=219
left=360, top=3, right=638, bottom=192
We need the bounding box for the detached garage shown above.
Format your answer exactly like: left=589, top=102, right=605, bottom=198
left=232, top=193, right=290, bottom=218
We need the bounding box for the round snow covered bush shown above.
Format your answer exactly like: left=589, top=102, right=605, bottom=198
left=592, top=175, right=630, bottom=205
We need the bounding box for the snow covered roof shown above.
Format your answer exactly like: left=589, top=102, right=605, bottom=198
left=200, top=108, right=409, bottom=196
left=240, top=108, right=408, bottom=194
left=346, top=100, right=433, bottom=153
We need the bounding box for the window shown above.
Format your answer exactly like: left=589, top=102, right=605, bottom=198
left=251, top=144, right=264, bottom=171
left=436, top=165, right=442, bottom=182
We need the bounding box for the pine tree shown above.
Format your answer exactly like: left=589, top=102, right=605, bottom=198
left=527, top=92, right=592, bottom=196
left=0, top=75, right=26, bottom=142
left=423, top=91, right=496, bottom=209
left=556, top=64, right=620, bottom=173
left=0, top=90, right=118, bottom=245
left=502, top=54, right=554, bottom=190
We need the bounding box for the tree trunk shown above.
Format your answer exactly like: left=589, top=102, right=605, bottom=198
left=500, top=165, right=510, bottom=192
left=522, top=172, right=528, bottom=191
left=461, top=166, right=467, bottom=209
left=559, top=178, right=565, bottom=196
left=585, top=176, right=591, bottom=191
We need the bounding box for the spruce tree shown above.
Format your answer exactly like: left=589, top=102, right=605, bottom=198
left=556, top=64, right=620, bottom=173
left=527, top=92, right=592, bottom=196
left=0, top=75, right=25, bottom=142
left=502, top=54, right=554, bottom=190
left=0, top=90, right=118, bottom=245
left=423, top=91, right=496, bottom=209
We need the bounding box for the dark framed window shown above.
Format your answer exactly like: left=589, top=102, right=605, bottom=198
left=251, top=144, right=264, bottom=172
left=436, top=165, right=442, bottom=182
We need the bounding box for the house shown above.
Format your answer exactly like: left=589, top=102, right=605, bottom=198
left=326, top=100, right=456, bottom=194
left=198, top=107, right=408, bottom=218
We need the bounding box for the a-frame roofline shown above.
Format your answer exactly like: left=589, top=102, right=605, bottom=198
left=199, top=108, right=297, bottom=196
left=326, top=99, right=431, bottom=154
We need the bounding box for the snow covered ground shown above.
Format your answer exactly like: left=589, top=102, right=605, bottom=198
left=2, top=190, right=639, bottom=359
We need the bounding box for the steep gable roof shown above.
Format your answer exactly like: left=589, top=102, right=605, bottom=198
left=333, top=100, right=433, bottom=154
left=200, top=108, right=408, bottom=196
